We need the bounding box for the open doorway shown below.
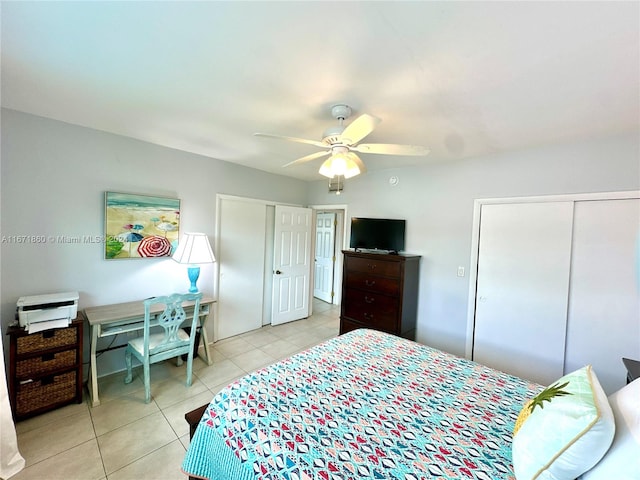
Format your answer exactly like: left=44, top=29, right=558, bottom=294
left=313, top=212, right=336, bottom=303
left=310, top=205, right=348, bottom=306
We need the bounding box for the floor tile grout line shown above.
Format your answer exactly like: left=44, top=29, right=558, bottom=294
left=87, top=401, right=109, bottom=479
left=102, top=435, right=184, bottom=478
left=98, top=406, right=177, bottom=478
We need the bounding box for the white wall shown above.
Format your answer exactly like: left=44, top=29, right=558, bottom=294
left=307, top=132, right=640, bottom=359
left=1, top=109, right=309, bottom=376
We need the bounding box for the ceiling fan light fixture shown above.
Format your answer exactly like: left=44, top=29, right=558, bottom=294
left=318, top=160, right=335, bottom=178
left=319, top=153, right=361, bottom=179
left=343, top=161, right=361, bottom=179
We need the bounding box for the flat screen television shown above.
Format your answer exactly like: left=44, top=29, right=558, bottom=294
left=349, top=217, right=406, bottom=254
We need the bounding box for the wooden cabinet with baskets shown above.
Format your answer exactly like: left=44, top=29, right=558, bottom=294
left=340, top=251, right=421, bottom=340
left=7, top=315, right=83, bottom=420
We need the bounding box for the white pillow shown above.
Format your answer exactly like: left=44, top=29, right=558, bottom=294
left=580, top=378, right=640, bottom=480
left=512, top=365, right=615, bottom=480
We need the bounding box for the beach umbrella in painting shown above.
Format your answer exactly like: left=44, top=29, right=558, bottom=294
left=155, top=215, right=178, bottom=237
left=116, top=232, right=144, bottom=256
left=156, top=222, right=178, bottom=237
left=137, top=235, right=172, bottom=257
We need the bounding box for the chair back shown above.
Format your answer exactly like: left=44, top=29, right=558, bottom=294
left=142, top=292, right=202, bottom=357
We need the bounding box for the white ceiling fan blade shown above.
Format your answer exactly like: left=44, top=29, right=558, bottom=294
left=282, top=150, right=330, bottom=167
left=340, top=114, right=381, bottom=145
left=353, top=143, right=430, bottom=156
left=254, top=133, right=326, bottom=149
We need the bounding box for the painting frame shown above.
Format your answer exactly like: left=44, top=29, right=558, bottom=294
left=104, top=191, right=181, bottom=260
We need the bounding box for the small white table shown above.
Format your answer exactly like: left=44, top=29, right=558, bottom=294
left=84, top=296, right=215, bottom=407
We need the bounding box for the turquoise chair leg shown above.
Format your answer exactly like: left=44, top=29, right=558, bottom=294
left=124, top=348, right=133, bottom=384
left=143, top=361, right=151, bottom=403
left=186, top=353, right=193, bottom=387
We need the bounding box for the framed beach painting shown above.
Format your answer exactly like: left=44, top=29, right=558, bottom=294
left=104, top=192, right=181, bottom=259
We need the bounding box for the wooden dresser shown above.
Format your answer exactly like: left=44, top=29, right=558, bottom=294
left=7, top=315, right=84, bottom=420
left=340, top=250, right=421, bottom=340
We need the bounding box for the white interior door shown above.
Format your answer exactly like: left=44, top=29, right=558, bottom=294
left=473, top=201, right=574, bottom=385
left=565, top=198, right=640, bottom=393
left=272, top=205, right=312, bottom=325
left=217, top=198, right=266, bottom=340
left=314, top=212, right=336, bottom=303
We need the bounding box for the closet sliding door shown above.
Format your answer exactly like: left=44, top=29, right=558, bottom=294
left=565, top=198, right=640, bottom=394
left=472, top=202, right=574, bottom=385
left=469, top=192, right=640, bottom=392
left=217, top=198, right=266, bottom=340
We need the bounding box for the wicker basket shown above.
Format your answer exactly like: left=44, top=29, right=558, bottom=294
left=16, top=349, right=76, bottom=377
left=16, top=371, right=77, bottom=416
left=16, top=326, right=77, bottom=354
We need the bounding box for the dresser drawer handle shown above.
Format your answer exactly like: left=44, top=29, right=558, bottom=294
left=363, top=312, right=374, bottom=320
left=364, top=280, right=376, bottom=287
left=367, top=264, right=377, bottom=270
left=364, top=296, right=375, bottom=304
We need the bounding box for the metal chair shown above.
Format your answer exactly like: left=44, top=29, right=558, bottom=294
left=124, top=292, right=203, bottom=403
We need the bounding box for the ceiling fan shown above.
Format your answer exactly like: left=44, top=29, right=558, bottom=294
left=254, top=104, right=429, bottom=179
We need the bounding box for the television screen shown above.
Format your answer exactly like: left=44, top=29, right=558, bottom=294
left=349, top=217, right=406, bottom=253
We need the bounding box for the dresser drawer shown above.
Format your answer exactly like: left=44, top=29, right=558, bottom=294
left=339, top=316, right=398, bottom=336
left=16, top=349, right=77, bottom=378
left=343, top=289, right=398, bottom=329
left=346, top=256, right=401, bottom=277
left=344, top=271, right=400, bottom=296
left=16, top=370, right=78, bottom=417
left=16, top=325, right=78, bottom=354
left=340, top=318, right=366, bottom=335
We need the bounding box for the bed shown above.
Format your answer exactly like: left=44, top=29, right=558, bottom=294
left=182, top=328, right=543, bottom=479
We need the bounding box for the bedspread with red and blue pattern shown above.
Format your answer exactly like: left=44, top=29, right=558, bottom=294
left=182, top=329, right=541, bottom=480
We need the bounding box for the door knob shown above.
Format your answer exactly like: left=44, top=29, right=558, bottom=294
left=275, top=270, right=282, bottom=275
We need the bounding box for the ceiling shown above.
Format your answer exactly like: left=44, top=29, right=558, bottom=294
left=1, top=1, right=638, bottom=181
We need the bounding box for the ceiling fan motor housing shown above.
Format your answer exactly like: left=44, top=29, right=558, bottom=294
left=322, top=125, right=346, bottom=145
left=323, top=104, right=352, bottom=144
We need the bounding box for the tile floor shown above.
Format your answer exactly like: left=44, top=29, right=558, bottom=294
left=12, top=299, right=340, bottom=480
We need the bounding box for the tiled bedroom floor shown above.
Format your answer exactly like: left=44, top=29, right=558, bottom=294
left=11, top=299, right=340, bottom=480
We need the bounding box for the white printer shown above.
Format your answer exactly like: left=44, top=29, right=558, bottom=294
left=17, top=291, right=79, bottom=333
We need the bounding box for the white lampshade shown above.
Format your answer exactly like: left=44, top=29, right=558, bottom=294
left=172, top=232, right=215, bottom=265
left=319, top=153, right=361, bottom=179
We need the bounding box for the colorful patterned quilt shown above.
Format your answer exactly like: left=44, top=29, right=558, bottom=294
left=182, top=328, right=541, bottom=480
